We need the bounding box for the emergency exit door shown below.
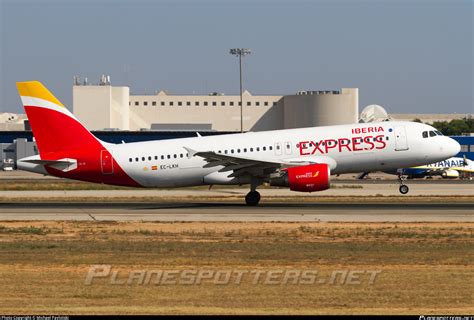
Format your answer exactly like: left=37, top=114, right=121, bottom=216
left=100, top=149, right=114, bottom=174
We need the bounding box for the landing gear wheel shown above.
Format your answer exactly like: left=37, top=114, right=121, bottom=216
left=397, top=173, right=409, bottom=195
left=245, top=191, right=261, bottom=206
left=399, top=185, right=409, bottom=194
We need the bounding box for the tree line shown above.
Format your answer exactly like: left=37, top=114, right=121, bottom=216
left=412, top=117, right=474, bottom=136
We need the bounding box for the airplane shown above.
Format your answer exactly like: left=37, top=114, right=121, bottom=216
left=395, top=156, right=474, bottom=179
left=16, top=81, right=461, bottom=205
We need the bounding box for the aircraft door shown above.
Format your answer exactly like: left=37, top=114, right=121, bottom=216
left=100, top=149, right=114, bottom=174
left=394, top=126, right=409, bottom=151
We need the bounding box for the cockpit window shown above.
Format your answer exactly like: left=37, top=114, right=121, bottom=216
left=422, top=131, right=428, bottom=138
left=435, top=130, right=443, bottom=136
left=429, top=131, right=436, bottom=137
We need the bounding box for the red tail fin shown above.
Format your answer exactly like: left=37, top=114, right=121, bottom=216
left=17, top=81, right=101, bottom=157
left=16, top=81, right=140, bottom=187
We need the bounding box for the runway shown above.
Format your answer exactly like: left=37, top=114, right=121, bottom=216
left=0, top=202, right=472, bottom=222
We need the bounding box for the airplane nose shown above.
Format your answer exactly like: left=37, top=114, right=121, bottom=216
left=446, top=137, right=461, bottom=157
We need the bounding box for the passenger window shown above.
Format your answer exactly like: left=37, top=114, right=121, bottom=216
left=142, top=157, right=145, bottom=161
left=129, top=158, right=132, bottom=162
left=167, top=155, right=170, bottom=159
left=148, top=156, right=152, bottom=161
left=174, top=154, right=177, bottom=158
left=422, top=131, right=428, bottom=138
left=237, top=149, right=240, bottom=153
left=244, top=148, right=247, bottom=152
left=256, top=147, right=260, bottom=151
left=250, top=148, right=254, bottom=152
left=135, top=157, right=139, bottom=162
left=269, top=146, right=273, bottom=150
left=231, top=149, right=234, bottom=154
left=161, top=155, right=164, bottom=160
left=154, top=156, right=158, bottom=160
left=225, top=150, right=228, bottom=154
left=180, top=154, right=183, bottom=158
left=263, top=146, right=266, bottom=151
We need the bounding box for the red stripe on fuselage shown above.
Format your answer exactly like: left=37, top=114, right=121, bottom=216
left=24, top=106, right=141, bottom=187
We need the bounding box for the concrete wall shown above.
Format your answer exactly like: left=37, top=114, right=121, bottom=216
left=129, top=92, right=282, bottom=131
left=73, top=85, right=129, bottom=130
left=111, top=87, right=130, bottom=130
left=282, top=88, right=359, bottom=128
left=15, top=138, right=37, bottom=160
left=0, top=139, right=37, bottom=169
left=73, top=85, right=358, bottom=131
left=0, top=123, right=25, bottom=131
left=0, top=142, right=15, bottom=165
left=0, top=113, right=27, bottom=131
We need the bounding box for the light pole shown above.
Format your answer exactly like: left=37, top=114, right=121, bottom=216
left=229, top=48, right=251, bottom=133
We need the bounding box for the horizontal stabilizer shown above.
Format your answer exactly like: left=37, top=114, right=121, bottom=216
left=20, top=158, right=77, bottom=172
left=23, top=159, right=74, bottom=165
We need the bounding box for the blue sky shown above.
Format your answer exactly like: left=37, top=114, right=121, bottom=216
left=1, top=0, right=472, bottom=114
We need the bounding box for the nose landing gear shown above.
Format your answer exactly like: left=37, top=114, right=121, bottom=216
left=399, top=184, right=409, bottom=194
left=397, top=174, right=409, bottom=194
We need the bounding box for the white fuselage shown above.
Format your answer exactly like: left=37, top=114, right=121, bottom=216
left=103, top=121, right=459, bottom=187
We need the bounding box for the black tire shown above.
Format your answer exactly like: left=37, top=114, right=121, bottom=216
left=245, top=191, right=261, bottom=206
left=399, top=185, right=409, bottom=194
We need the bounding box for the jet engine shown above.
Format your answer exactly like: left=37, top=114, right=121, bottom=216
left=270, top=163, right=330, bottom=192
left=441, top=169, right=459, bottom=178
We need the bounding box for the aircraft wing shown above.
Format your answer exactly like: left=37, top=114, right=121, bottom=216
left=184, top=147, right=337, bottom=178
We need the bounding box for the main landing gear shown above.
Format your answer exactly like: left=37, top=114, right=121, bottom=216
left=397, top=174, right=409, bottom=194
left=245, top=178, right=262, bottom=206
left=245, top=191, right=261, bottom=206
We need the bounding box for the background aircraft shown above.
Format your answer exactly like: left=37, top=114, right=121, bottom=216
left=396, top=156, right=473, bottom=179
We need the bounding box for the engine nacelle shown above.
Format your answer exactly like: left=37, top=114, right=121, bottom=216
left=270, top=163, right=330, bottom=192
left=441, top=169, right=459, bottom=178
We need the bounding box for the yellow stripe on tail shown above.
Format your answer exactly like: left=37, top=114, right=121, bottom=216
left=17, top=81, right=65, bottom=107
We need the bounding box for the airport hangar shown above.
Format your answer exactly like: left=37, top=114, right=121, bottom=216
left=0, top=78, right=473, bottom=167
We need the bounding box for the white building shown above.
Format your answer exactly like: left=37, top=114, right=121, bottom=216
left=0, top=113, right=27, bottom=131
left=73, top=82, right=359, bottom=131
